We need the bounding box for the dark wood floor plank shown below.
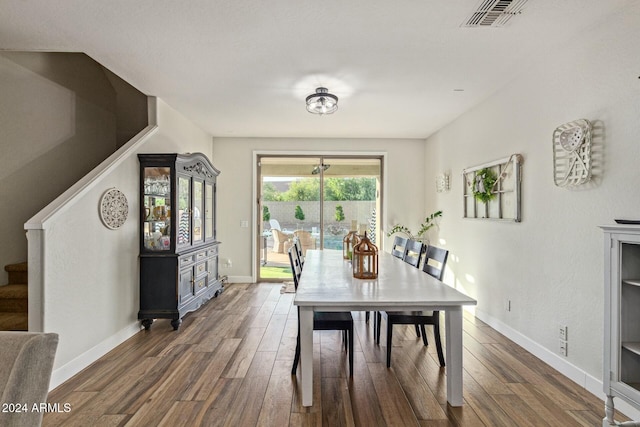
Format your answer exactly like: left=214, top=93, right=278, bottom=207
left=347, top=350, right=386, bottom=427
left=221, top=326, right=266, bottom=378
left=392, top=346, right=447, bottom=421
left=42, top=282, right=613, bottom=427
left=180, top=338, right=242, bottom=401
left=257, top=313, right=287, bottom=352
left=192, top=378, right=243, bottom=426
left=507, top=382, right=583, bottom=427
left=158, top=401, right=204, bottom=427
left=321, top=377, right=355, bottom=426
left=368, top=362, right=420, bottom=426
left=222, top=351, right=276, bottom=426
left=256, top=359, right=294, bottom=426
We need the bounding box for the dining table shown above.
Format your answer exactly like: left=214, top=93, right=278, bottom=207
left=293, top=249, right=477, bottom=407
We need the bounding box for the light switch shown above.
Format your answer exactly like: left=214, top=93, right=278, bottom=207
left=240, top=220, right=249, bottom=228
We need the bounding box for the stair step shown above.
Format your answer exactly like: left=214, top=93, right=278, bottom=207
left=0, top=284, right=28, bottom=312
left=5, top=262, right=27, bottom=285
left=0, top=313, right=28, bottom=331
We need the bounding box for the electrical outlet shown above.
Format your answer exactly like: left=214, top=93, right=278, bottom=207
left=559, top=339, right=568, bottom=357
left=559, top=325, right=568, bottom=341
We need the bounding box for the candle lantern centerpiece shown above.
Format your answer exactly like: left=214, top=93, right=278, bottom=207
left=343, top=220, right=360, bottom=260
left=352, top=225, right=378, bottom=279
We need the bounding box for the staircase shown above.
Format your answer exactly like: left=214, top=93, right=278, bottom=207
left=0, top=263, right=28, bottom=330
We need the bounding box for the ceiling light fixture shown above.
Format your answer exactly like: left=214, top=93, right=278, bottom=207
left=312, top=164, right=330, bottom=174
left=306, top=87, right=338, bottom=115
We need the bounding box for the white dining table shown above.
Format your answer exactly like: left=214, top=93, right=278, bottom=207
left=293, top=249, right=477, bottom=407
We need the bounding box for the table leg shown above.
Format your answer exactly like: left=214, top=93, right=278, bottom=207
left=299, top=306, right=314, bottom=406
left=445, top=307, right=464, bottom=406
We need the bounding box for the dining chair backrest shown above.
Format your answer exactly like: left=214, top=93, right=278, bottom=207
left=403, top=239, right=423, bottom=268
left=292, top=237, right=304, bottom=267
left=288, top=247, right=302, bottom=289
left=391, top=236, right=408, bottom=258
left=422, top=245, right=449, bottom=281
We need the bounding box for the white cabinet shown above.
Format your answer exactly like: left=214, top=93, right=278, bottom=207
left=601, top=224, right=640, bottom=426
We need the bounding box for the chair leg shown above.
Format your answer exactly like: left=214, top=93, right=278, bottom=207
left=415, top=324, right=421, bottom=337
left=373, top=311, right=378, bottom=339
left=365, top=311, right=370, bottom=323
left=433, top=323, right=445, bottom=367
left=376, top=312, right=382, bottom=344
left=386, top=319, right=393, bottom=368
left=420, top=324, right=428, bottom=346
left=348, top=325, right=354, bottom=377
left=292, top=334, right=301, bottom=375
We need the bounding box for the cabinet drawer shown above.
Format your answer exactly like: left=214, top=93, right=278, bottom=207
left=207, top=246, right=218, bottom=257
left=180, top=255, right=195, bottom=268
left=195, top=276, right=206, bottom=292
left=196, top=250, right=208, bottom=261
left=195, top=261, right=208, bottom=276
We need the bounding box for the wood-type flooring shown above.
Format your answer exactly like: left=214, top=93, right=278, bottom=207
left=43, top=282, right=621, bottom=426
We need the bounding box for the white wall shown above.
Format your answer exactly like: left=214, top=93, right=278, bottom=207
left=30, top=98, right=213, bottom=386
left=425, top=3, right=640, bottom=404
left=212, top=138, right=427, bottom=281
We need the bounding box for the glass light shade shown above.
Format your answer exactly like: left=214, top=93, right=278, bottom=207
left=352, top=234, right=378, bottom=279
left=306, top=87, right=338, bottom=115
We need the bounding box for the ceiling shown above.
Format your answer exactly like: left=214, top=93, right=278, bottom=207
left=0, top=0, right=632, bottom=139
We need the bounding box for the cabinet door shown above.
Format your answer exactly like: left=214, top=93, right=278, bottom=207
left=619, top=240, right=640, bottom=392
left=178, top=266, right=194, bottom=305
left=177, top=175, right=191, bottom=248
left=142, top=166, right=172, bottom=252
left=205, top=182, right=214, bottom=241
left=193, top=178, right=204, bottom=244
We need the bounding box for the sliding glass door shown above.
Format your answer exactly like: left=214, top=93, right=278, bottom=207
left=257, top=155, right=382, bottom=282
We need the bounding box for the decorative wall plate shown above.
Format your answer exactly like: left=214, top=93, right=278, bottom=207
left=99, top=188, right=129, bottom=230
left=552, top=119, right=592, bottom=187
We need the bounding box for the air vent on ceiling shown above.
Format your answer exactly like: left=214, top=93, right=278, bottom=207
left=462, top=0, right=527, bottom=28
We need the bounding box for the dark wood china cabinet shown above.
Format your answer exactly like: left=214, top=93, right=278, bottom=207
left=138, top=152, right=222, bottom=330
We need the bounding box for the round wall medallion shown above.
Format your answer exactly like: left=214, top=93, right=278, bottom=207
left=99, top=188, right=129, bottom=230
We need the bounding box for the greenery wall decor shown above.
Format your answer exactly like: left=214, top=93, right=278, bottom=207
left=472, top=168, right=497, bottom=203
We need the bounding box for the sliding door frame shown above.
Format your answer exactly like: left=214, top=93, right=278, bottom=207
left=252, top=150, right=386, bottom=283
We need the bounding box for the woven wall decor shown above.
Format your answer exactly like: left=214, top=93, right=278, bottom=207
left=552, top=119, right=592, bottom=187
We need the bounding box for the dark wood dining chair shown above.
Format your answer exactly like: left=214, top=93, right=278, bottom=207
left=288, top=247, right=354, bottom=377
left=374, top=239, right=424, bottom=337
left=391, top=236, right=409, bottom=258
left=402, top=239, right=423, bottom=268
left=377, top=245, right=449, bottom=368
left=292, top=237, right=304, bottom=268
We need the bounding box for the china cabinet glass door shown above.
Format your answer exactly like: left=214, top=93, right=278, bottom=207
left=193, top=179, right=204, bottom=244
left=205, top=182, right=214, bottom=240
left=177, top=175, right=191, bottom=247
left=142, top=167, right=171, bottom=251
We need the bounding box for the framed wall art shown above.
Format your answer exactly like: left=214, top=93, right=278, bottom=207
left=462, top=154, right=523, bottom=222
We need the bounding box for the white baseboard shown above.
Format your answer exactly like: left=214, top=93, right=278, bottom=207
left=49, top=322, right=142, bottom=390
left=227, top=275, right=253, bottom=284
left=474, top=308, right=640, bottom=421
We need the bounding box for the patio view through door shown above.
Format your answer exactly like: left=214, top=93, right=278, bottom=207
left=258, top=155, right=382, bottom=281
